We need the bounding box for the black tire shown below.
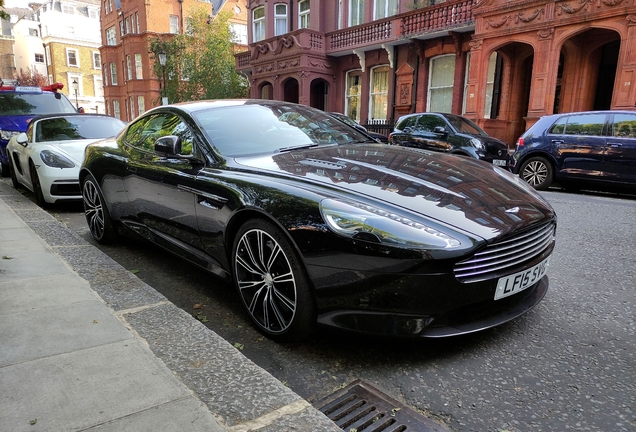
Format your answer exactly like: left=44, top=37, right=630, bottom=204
left=8, top=155, right=21, bottom=190
left=29, top=161, right=48, bottom=208
left=232, top=219, right=316, bottom=342
left=518, top=156, right=554, bottom=191
left=82, top=173, right=117, bottom=244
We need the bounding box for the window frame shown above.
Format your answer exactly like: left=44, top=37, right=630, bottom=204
left=369, top=65, right=389, bottom=121
left=349, top=0, right=364, bottom=26
left=299, top=0, right=310, bottom=29
left=253, top=6, right=265, bottom=42
left=170, top=15, right=179, bottom=34
left=110, top=62, right=118, bottom=85
left=92, top=51, right=101, bottom=69
left=135, top=54, right=143, bottom=79
left=106, top=26, right=116, bottom=45
left=345, top=69, right=363, bottom=123
left=66, top=48, right=79, bottom=67
left=427, top=54, right=455, bottom=113
left=374, top=0, right=398, bottom=20
left=274, top=3, right=288, bottom=36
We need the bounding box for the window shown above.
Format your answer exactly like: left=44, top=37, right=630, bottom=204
left=67, top=26, right=75, bottom=36
left=29, top=28, right=38, bottom=36
left=613, top=114, right=636, bottom=138
left=135, top=54, right=143, bottom=79
left=129, top=96, right=135, bottom=119
left=230, top=23, right=248, bottom=44
left=275, top=4, right=287, bottom=36
left=125, top=55, right=132, bottom=81
left=552, top=114, right=606, bottom=136
left=125, top=17, right=131, bottom=34
left=95, top=77, right=103, bottom=98
left=170, top=15, right=179, bottom=34
left=374, top=0, right=398, bottom=19
left=67, top=49, right=79, bottom=67
left=35, top=53, right=44, bottom=63
left=119, top=20, right=124, bottom=36
left=62, top=5, right=75, bottom=14
left=138, top=96, right=145, bottom=114
left=414, top=114, right=446, bottom=133
left=350, top=0, right=364, bottom=26
left=93, top=51, right=101, bottom=69
left=253, top=7, right=265, bottom=42
left=46, top=46, right=51, bottom=65
left=345, top=70, right=362, bottom=122
left=428, top=55, right=455, bottom=113
left=104, top=0, right=110, bottom=14
left=484, top=52, right=497, bottom=119
left=369, top=66, right=389, bottom=120
left=126, top=114, right=194, bottom=155
left=113, top=100, right=120, bottom=119
left=106, top=26, right=116, bottom=45
left=299, top=0, right=310, bottom=29
left=136, top=12, right=140, bottom=33
left=89, top=9, right=98, bottom=19
left=110, top=63, right=118, bottom=85
left=462, top=52, right=471, bottom=114
left=103, top=64, right=108, bottom=86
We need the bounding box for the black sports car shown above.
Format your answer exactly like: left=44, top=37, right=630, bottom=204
left=80, top=100, right=556, bottom=341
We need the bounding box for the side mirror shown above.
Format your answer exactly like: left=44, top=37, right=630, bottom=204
left=16, top=132, right=28, bottom=146
left=154, top=135, right=182, bottom=156
left=77, top=107, right=85, bottom=114
left=433, top=126, right=448, bottom=135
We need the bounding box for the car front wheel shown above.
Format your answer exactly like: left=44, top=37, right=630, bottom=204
left=519, top=156, right=554, bottom=190
left=232, top=219, right=316, bottom=342
left=82, top=174, right=117, bottom=244
left=29, top=161, right=47, bottom=208
left=8, top=155, right=20, bottom=190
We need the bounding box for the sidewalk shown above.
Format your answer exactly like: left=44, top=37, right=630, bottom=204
left=0, top=180, right=341, bottom=432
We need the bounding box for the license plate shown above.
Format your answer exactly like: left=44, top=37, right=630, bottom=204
left=493, top=159, right=508, bottom=166
left=495, top=257, right=550, bottom=300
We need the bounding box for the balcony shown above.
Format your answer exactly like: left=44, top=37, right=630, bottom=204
left=236, top=0, right=475, bottom=71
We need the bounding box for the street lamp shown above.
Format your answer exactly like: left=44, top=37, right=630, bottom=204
left=71, top=78, right=79, bottom=110
left=158, top=50, right=167, bottom=105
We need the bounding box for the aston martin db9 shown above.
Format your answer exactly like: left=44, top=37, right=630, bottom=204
left=80, top=100, right=556, bottom=341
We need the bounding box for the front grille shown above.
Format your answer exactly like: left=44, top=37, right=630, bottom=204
left=50, top=181, right=80, bottom=196
left=454, top=221, right=555, bottom=283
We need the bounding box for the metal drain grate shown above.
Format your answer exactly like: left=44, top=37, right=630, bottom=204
left=313, top=380, right=450, bottom=432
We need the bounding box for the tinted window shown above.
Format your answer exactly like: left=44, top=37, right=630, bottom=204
left=562, top=114, right=606, bottom=136
left=35, top=116, right=125, bottom=142
left=612, top=114, right=636, bottom=138
left=396, top=116, right=417, bottom=130
left=0, top=92, right=76, bottom=115
left=126, top=113, right=194, bottom=155
left=415, top=115, right=446, bottom=132
left=549, top=117, right=567, bottom=134
left=444, top=114, right=487, bottom=136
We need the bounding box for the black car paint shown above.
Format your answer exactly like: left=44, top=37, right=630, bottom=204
left=81, top=101, right=555, bottom=337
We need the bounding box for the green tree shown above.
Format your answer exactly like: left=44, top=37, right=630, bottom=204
left=0, top=0, right=10, bottom=21
left=149, top=8, right=248, bottom=104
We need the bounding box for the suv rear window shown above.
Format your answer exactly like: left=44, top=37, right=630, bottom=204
left=0, top=92, right=77, bottom=116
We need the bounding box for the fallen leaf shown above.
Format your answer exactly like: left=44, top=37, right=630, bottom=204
left=193, top=304, right=202, bottom=309
left=234, top=342, right=244, bottom=350
left=2, top=256, right=12, bottom=260
left=29, top=419, right=37, bottom=425
left=93, top=320, right=98, bottom=324
left=130, top=269, right=140, bottom=274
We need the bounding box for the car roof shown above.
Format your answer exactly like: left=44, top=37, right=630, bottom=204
left=28, top=113, right=117, bottom=122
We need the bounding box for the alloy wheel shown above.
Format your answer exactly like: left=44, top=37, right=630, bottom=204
left=522, top=160, right=549, bottom=187
left=234, top=228, right=297, bottom=334
left=83, top=179, right=105, bottom=240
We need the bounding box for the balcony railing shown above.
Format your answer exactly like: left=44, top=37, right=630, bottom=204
left=401, top=0, right=474, bottom=37
left=236, top=51, right=251, bottom=70
left=327, top=19, right=394, bottom=52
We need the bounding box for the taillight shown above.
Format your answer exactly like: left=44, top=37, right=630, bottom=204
left=388, top=132, right=393, bottom=141
left=515, top=137, right=524, bottom=147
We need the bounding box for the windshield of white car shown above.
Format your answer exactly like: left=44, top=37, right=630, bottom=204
left=36, top=116, right=126, bottom=142
left=193, top=103, right=372, bottom=157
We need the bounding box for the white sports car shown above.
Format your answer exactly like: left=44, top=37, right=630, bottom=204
left=7, top=114, right=125, bottom=206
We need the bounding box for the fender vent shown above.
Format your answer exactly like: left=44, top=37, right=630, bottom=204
left=313, top=380, right=450, bottom=432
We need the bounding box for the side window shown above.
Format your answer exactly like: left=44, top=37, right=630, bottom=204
left=612, top=114, right=636, bottom=138
left=549, top=117, right=567, bottom=134
left=416, top=115, right=446, bottom=133
left=563, top=114, right=606, bottom=136
left=125, top=113, right=194, bottom=155
left=397, top=116, right=417, bottom=131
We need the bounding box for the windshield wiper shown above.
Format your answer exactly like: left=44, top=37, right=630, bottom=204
left=276, top=143, right=320, bottom=153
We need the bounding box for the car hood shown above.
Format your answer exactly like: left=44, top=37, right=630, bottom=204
left=33, top=139, right=101, bottom=166
left=234, top=144, right=554, bottom=241
left=0, top=115, right=31, bottom=133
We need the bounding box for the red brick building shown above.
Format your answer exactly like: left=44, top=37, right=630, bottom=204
left=235, top=0, right=636, bottom=145
left=101, top=0, right=248, bottom=121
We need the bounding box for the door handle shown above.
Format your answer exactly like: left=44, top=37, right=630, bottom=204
left=608, top=143, right=623, bottom=148
left=551, top=140, right=564, bottom=144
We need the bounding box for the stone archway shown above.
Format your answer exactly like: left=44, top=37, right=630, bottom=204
left=555, top=28, right=621, bottom=113
left=283, top=78, right=299, bottom=103
left=310, top=79, right=329, bottom=111
left=259, top=82, right=274, bottom=100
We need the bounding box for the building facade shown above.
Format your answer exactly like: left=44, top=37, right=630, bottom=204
left=235, top=0, right=636, bottom=146
left=100, top=0, right=248, bottom=122
left=8, top=0, right=106, bottom=114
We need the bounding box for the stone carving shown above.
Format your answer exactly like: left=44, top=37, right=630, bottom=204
left=537, top=28, right=555, bottom=40
left=308, top=59, right=332, bottom=69
left=557, top=0, right=593, bottom=15
left=627, top=14, right=636, bottom=25
left=400, top=83, right=410, bottom=105
left=515, top=9, right=544, bottom=23
left=469, top=39, right=483, bottom=50
left=486, top=15, right=511, bottom=29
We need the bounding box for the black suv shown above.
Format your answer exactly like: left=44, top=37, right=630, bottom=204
left=0, top=84, right=77, bottom=176
left=389, top=112, right=510, bottom=167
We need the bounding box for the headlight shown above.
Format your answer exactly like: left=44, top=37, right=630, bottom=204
left=470, top=138, right=485, bottom=150
left=40, top=150, right=75, bottom=168
left=1, top=130, right=20, bottom=141
left=320, top=198, right=461, bottom=249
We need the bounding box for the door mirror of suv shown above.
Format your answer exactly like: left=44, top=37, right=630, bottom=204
left=433, top=126, right=448, bottom=135
left=155, top=135, right=182, bottom=156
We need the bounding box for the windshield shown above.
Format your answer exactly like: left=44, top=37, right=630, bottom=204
left=0, top=92, right=77, bottom=116
left=193, top=102, right=373, bottom=157
left=445, top=114, right=488, bottom=136
left=36, top=116, right=126, bottom=142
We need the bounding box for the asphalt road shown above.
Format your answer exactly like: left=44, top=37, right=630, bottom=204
left=6, top=177, right=635, bottom=432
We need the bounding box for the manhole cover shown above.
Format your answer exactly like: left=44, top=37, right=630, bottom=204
left=313, top=380, right=450, bottom=432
